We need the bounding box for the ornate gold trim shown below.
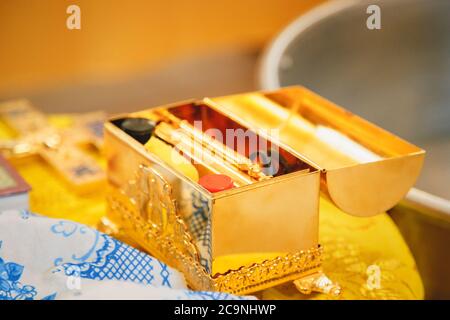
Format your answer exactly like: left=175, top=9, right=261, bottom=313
left=213, top=247, right=323, bottom=294
left=106, top=186, right=329, bottom=295
left=106, top=185, right=213, bottom=291
left=102, top=164, right=338, bottom=295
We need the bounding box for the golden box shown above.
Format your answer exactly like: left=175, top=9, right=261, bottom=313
left=102, top=86, right=424, bottom=295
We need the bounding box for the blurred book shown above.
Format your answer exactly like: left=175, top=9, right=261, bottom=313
left=0, top=155, right=31, bottom=211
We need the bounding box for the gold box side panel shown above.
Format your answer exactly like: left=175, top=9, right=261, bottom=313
left=211, top=171, right=320, bottom=258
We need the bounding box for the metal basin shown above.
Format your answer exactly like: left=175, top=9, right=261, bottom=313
left=259, top=0, right=450, bottom=299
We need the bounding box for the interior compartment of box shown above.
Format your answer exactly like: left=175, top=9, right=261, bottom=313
left=111, top=116, right=219, bottom=184
left=110, top=101, right=317, bottom=190
left=166, top=102, right=315, bottom=177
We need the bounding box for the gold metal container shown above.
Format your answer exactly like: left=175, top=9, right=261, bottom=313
left=102, top=86, right=425, bottom=295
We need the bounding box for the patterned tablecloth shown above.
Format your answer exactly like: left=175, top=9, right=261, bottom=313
left=0, top=115, right=424, bottom=300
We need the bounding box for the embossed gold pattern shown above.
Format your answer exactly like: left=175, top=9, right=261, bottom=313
left=213, top=248, right=323, bottom=294
left=105, top=164, right=332, bottom=295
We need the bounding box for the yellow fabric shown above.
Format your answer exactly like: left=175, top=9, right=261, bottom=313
left=260, top=198, right=423, bottom=300
left=0, top=115, right=424, bottom=300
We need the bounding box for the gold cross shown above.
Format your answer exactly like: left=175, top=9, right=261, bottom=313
left=0, top=99, right=106, bottom=194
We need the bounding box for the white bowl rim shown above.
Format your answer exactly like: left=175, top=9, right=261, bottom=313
left=257, top=0, right=450, bottom=216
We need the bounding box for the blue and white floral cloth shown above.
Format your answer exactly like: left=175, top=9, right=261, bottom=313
left=0, top=210, right=252, bottom=300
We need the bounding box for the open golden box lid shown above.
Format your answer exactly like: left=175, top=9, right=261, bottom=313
left=209, top=86, right=425, bottom=217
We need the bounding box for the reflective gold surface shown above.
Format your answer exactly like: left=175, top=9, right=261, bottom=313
left=212, top=87, right=425, bottom=216
left=103, top=86, right=424, bottom=294
left=104, top=112, right=323, bottom=293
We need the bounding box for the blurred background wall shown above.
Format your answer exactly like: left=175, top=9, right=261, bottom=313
left=0, top=0, right=324, bottom=103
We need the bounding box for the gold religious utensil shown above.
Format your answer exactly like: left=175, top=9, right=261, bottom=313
left=101, top=86, right=425, bottom=295
left=0, top=99, right=106, bottom=193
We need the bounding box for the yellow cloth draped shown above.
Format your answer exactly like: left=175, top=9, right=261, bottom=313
left=0, top=115, right=424, bottom=300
